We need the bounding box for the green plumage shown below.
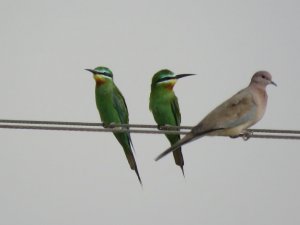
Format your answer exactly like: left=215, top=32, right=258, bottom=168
left=150, top=69, right=185, bottom=174
left=87, top=66, right=141, bottom=184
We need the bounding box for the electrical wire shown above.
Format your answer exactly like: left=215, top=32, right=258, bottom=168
left=0, top=119, right=299, bottom=140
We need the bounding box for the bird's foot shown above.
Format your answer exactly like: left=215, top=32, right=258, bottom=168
left=230, top=130, right=253, bottom=140
left=158, top=124, right=175, bottom=130
left=157, top=125, right=163, bottom=130
left=103, top=122, right=117, bottom=129
left=230, top=135, right=240, bottom=139
left=241, top=130, right=253, bottom=141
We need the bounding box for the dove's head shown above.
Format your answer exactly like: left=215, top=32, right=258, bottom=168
left=250, top=71, right=277, bottom=87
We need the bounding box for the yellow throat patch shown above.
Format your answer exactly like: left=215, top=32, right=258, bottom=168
left=164, top=79, right=177, bottom=90
left=94, top=74, right=106, bottom=85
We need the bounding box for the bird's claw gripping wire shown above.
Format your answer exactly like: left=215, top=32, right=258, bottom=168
left=157, top=124, right=176, bottom=131
left=230, top=130, right=253, bottom=140
left=102, top=122, right=121, bottom=129
left=241, top=130, right=254, bottom=141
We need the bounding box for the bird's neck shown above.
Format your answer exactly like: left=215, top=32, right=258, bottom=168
left=250, top=84, right=268, bottom=111
left=95, top=80, right=106, bottom=87
left=250, top=82, right=267, bottom=95
left=152, top=86, right=175, bottom=97
left=95, top=81, right=113, bottom=94
left=165, top=83, right=175, bottom=90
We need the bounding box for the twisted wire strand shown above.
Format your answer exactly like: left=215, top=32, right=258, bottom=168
left=0, top=124, right=189, bottom=135
left=0, top=119, right=178, bottom=129
left=0, top=119, right=300, bottom=140
left=2, top=119, right=299, bottom=133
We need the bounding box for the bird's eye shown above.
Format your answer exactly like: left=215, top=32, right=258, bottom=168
left=262, top=75, right=266, bottom=79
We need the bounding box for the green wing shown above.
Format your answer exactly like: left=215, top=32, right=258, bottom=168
left=112, top=85, right=141, bottom=184
left=170, top=95, right=184, bottom=173
left=112, top=86, right=129, bottom=124
left=171, top=95, right=181, bottom=126
left=112, top=85, right=134, bottom=148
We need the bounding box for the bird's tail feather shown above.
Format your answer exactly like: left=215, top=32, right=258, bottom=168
left=114, top=132, right=142, bottom=185
left=155, top=128, right=224, bottom=162
left=172, top=148, right=185, bottom=176
left=166, top=134, right=185, bottom=175
left=155, top=132, right=196, bottom=161
left=125, top=151, right=142, bottom=186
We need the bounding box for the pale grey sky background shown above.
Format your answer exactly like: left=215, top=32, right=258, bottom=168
left=0, top=0, right=300, bottom=224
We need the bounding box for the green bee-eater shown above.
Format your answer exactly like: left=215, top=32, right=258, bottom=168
left=149, top=69, right=195, bottom=175
left=86, top=66, right=141, bottom=184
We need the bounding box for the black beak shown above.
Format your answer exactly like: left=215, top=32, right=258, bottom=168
left=271, top=80, right=277, bottom=87
left=85, top=69, right=97, bottom=74
left=175, top=74, right=196, bottom=79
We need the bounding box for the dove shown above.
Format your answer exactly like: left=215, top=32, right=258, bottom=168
left=155, top=71, right=276, bottom=161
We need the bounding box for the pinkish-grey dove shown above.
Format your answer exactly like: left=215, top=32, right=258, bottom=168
left=155, top=71, right=276, bottom=161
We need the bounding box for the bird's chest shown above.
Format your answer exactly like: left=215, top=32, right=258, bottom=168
left=252, top=89, right=268, bottom=122
left=151, top=94, right=173, bottom=112
left=95, top=87, right=115, bottom=112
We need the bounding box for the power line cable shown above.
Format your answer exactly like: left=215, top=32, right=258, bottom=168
left=0, top=119, right=180, bottom=129
left=0, top=123, right=189, bottom=135
left=0, top=119, right=299, bottom=140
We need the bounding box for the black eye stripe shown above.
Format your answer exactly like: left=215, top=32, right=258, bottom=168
left=157, top=76, right=175, bottom=83
left=99, top=72, right=113, bottom=78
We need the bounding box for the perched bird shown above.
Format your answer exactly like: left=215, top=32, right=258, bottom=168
left=155, top=71, right=276, bottom=161
left=149, top=69, right=195, bottom=174
left=86, top=66, right=142, bottom=184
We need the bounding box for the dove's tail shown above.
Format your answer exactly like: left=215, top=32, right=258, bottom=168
left=155, top=128, right=224, bottom=161
left=155, top=132, right=197, bottom=161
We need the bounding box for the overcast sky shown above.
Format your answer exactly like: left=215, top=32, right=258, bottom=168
left=1, top=0, right=300, bottom=225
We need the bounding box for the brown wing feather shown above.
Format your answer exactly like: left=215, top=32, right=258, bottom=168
left=194, top=88, right=256, bottom=133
